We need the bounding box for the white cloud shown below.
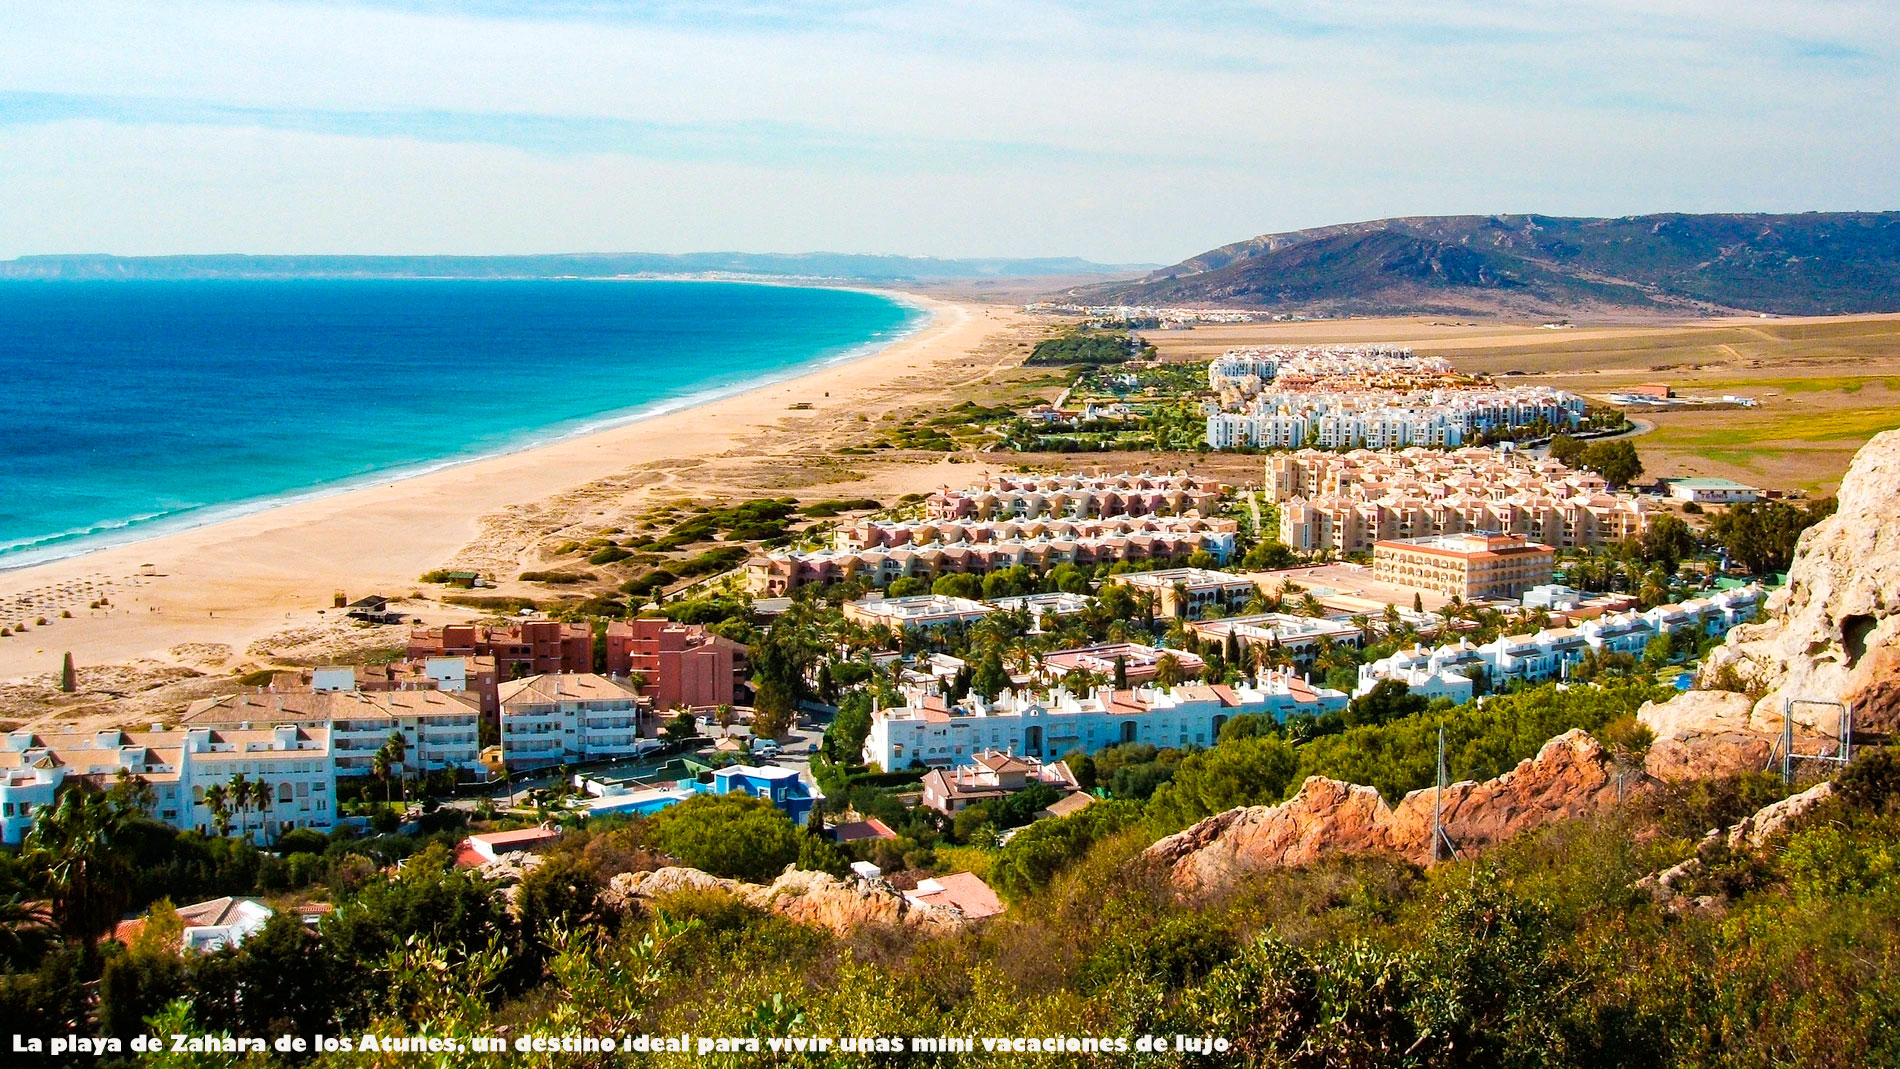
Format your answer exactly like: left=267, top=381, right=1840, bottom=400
left=0, top=0, right=1894, bottom=260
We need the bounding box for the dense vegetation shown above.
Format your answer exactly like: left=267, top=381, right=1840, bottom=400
left=1023, top=330, right=1152, bottom=366
left=11, top=708, right=1896, bottom=1067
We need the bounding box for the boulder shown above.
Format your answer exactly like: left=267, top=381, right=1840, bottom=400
left=1639, top=690, right=1778, bottom=781
left=1146, top=730, right=1628, bottom=893
left=603, top=865, right=972, bottom=934
left=1698, top=429, right=1900, bottom=735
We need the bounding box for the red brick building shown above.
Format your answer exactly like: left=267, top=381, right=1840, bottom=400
left=605, top=618, right=748, bottom=712
left=407, top=620, right=594, bottom=679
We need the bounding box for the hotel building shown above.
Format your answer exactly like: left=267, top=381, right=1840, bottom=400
left=407, top=619, right=594, bottom=677
left=1372, top=533, right=1556, bottom=600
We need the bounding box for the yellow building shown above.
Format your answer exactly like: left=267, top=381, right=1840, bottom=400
left=1371, top=532, right=1555, bottom=601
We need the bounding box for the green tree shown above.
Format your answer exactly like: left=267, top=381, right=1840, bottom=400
left=1147, top=736, right=1299, bottom=830
left=649, top=794, right=805, bottom=882
left=23, top=785, right=142, bottom=943
left=1580, top=440, right=1643, bottom=488
left=1639, top=513, right=1698, bottom=572
left=971, top=649, right=1011, bottom=700
left=1345, top=679, right=1428, bottom=728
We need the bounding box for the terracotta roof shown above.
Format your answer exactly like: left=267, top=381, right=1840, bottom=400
left=905, top=871, right=1005, bottom=919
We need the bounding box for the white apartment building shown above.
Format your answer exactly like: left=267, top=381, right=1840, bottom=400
left=864, top=672, right=1348, bottom=769
left=181, top=689, right=483, bottom=778
left=0, top=724, right=336, bottom=846
left=1355, top=585, right=1764, bottom=696
left=498, top=673, right=646, bottom=770
left=1116, top=568, right=1260, bottom=619
left=842, top=594, right=998, bottom=631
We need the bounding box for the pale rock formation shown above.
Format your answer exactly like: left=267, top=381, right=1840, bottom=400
left=1698, top=429, right=1900, bottom=735
left=1145, top=729, right=1627, bottom=893
left=602, top=866, right=972, bottom=934
left=1638, top=690, right=1780, bottom=781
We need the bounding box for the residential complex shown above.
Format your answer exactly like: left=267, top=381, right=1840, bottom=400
left=1202, top=345, right=1584, bottom=451
left=834, top=514, right=1236, bottom=553
left=920, top=751, right=1082, bottom=814
left=842, top=593, right=998, bottom=631
left=1039, top=642, right=1206, bottom=686
left=1184, top=613, right=1367, bottom=668
left=1271, top=447, right=1652, bottom=554
left=747, top=527, right=1232, bottom=595
left=1355, top=585, right=1765, bottom=698
left=181, top=689, right=484, bottom=778
left=1115, top=567, right=1260, bottom=619
left=407, top=619, right=594, bottom=677
left=1, top=725, right=335, bottom=846
left=604, top=618, right=748, bottom=711
left=864, top=672, right=1348, bottom=769
left=1372, top=533, right=1557, bottom=601
left=923, top=472, right=1226, bottom=522
left=497, top=673, right=647, bottom=770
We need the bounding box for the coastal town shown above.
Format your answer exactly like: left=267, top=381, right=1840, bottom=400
left=0, top=290, right=1892, bottom=1061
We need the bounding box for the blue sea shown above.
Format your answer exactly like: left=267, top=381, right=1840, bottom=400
left=0, top=279, right=924, bottom=567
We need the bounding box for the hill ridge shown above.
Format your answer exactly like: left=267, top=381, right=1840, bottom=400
left=1078, top=211, right=1900, bottom=317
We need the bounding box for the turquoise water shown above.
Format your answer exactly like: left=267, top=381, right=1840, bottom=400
left=0, top=279, right=923, bottom=566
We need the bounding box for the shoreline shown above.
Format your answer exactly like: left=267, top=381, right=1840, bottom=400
left=0, top=291, right=1020, bottom=687
left=0, top=280, right=934, bottom=572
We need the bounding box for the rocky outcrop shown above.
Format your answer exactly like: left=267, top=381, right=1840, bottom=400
left=1698, top=429, right=1900, bottom=736
left=1639, top=690, right=1781, bottom=781
left=1634, top=780, right=1837, bottom=914
left=602, top=866, right=972, bottom=934
left=1725, top=780, right=1836, bottom=854
left=1146, top=730, right=1628, bottom=893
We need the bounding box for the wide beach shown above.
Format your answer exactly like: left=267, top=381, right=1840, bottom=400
left=0, top=292, right=1024, bottom=701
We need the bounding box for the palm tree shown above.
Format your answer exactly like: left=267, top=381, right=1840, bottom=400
left=383, top=731, right=410, bottom=805
left=23, top=788, right=138, bottom=944
left=229, top=773, right=252, bottom=841
left=371, top=748, right=392, bottom=805
left=252, top=781, right=273, bottom=840
left=203, top=781, right=232, bottom=837
left=1155, top=653, right=1183, bottom=689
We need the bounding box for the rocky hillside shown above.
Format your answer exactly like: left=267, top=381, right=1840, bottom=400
left=1144, top=730, right=1625, bottom=894
left=1145, top=429, right=1899, bottom=891
left=1074, top=212, right=1900, bottom=317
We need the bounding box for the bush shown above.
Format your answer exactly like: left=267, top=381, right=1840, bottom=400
left=518, top=570, right=596, bottom=584
left=649, top=794, right=805, bottom=883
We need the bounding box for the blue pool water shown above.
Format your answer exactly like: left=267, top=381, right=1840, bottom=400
left=0, top=279, right=923, bottom=566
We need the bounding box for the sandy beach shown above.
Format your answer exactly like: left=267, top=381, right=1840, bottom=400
left=0, top=293, right=1028, bottom=705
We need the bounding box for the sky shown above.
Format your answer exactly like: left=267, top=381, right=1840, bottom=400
left=1, top=0, right=1896, bottom=264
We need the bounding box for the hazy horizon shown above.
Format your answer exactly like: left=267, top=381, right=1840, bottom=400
left=3, top=1, right=1897, bottom=264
